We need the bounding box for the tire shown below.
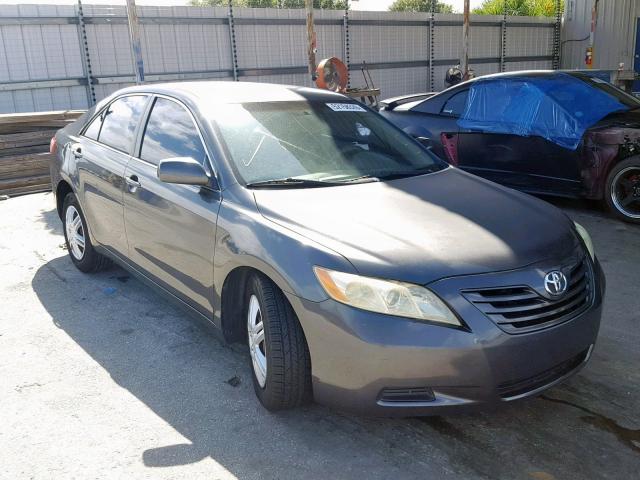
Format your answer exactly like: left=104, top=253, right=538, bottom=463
left=245, top=273, right=312, bottom=411
left=604, top=157, right=640, bottom=224
left=62, top=193, right=112, bottom=273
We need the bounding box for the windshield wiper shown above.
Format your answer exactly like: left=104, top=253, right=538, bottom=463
left=245, top=177, right=342, bottom=188
left=373, top=165, right=442, bottom=180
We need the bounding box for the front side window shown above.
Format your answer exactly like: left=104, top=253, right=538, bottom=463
left=140, top=98, right=207, bottom=166
left=98, top=95, right=148, bottom=153
left=210, top=101, right=447, bottom=186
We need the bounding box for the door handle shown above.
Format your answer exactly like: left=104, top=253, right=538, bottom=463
left=126, top=175, right=141, bottom=190
left=71, top=143, right=82, bottom=158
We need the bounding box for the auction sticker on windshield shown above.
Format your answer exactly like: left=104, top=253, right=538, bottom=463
left=326, top=103, right=367, bottom=112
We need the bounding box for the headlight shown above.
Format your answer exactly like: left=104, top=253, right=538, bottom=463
left=314, top=266, right=460, bottom=326
left=574, top=222, right=595, bottom=260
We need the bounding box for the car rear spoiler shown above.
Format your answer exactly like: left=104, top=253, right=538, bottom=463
left=379, top=93, right=437, bottom=111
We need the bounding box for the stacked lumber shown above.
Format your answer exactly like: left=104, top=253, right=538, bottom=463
left=0, top=110, right=84, bottom=197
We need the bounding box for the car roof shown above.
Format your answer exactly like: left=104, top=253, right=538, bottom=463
left=115, top=81, right=348, bottom=105
left=448, top=69, right=587, bottom=89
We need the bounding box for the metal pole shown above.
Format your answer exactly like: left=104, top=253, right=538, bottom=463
left=76, top=0, right=95, bottom=106
left=500, top=0, right=507, bottom=72
left=552, top=0, right=561, bottom=69
left=343, top=1, right=350, bottom=88
left=461, top=0, right=470, bottom=79
left=228, top=0, right=239, bottom=81
left=429, top=0, right=435, bottom=91
left=305, top=0, right=317, bottom=82
left=125, top=0, right=144, bottom=84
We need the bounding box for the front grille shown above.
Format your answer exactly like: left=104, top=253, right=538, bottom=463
left=497, top=347, right=590, bottom=399
left=463, top=257, right=592, bottom=334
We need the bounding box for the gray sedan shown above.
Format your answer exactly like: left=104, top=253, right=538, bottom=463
left=50, top=82, right=604, bottom=415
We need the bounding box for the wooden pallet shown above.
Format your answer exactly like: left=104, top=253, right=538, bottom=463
left=0, top=110, right=84, bottom=197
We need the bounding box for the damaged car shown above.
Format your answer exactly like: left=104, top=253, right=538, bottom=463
left=380, top=71, right=640, bottom=223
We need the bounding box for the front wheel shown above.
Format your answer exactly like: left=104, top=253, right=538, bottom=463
left=62, top=193, right=112, bottom=272
left=246, top=273, right=312, bottom=411
left=605, top=157, right=640, bottom=223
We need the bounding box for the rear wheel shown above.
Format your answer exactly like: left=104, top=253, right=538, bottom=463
left=62, top=193, right=111, bottom=272
left=245, top=273, right=312, bottom=411
left=605, top=157, right=640, bottom=224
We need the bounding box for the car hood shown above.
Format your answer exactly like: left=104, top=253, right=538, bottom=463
left=253, top=168, right=578, bottom=285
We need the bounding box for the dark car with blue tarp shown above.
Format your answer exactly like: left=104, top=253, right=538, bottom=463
left=380, top=70, right=640, bottom=223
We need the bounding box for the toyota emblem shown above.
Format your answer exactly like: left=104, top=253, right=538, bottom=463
left=544, top=271, right=568, bottom=296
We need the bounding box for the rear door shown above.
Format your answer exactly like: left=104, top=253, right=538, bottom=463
left=388, top=89, right=467, bottom=160
left=76, top=94, right=150, bottom=257
left=123, top=96, right=221, bottom=316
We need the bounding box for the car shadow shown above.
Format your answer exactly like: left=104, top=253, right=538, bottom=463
left=36, top=192, right=64, bottom=236
left=31, top=255, right=459, bottom=478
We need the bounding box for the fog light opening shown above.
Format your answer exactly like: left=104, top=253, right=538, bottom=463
left=378, top=387, right=436, bottom=404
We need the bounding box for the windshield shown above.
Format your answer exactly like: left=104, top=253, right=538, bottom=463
left=574, top=73, right=640, bottom=109
left=209, top=100, right=447, bottom=186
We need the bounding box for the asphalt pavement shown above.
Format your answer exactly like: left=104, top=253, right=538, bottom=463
left=1, top=192, right=638, bottom=479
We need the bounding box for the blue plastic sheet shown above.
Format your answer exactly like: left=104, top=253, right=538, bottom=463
left=457, top=73, right=628, bottom=150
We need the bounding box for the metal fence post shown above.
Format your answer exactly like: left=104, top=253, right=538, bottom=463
left=228, top=0, right=239, bottom=81
left=429, top=0, right=435, bottom=91
left=76, top=0, right=95, bottom=106
left=552, top=0, right=561, bottom=69
left=500, top=4, right=507, bottom=72
left=343, top=1, right=350, bottom=88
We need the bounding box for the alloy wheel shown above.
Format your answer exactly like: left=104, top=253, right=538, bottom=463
left=247, top=294, right=267, bottom=388
left=65, top=205, right=86, bottom=260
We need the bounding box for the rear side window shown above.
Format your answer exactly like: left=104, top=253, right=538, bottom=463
left=83, top=114, right=102, bottom=140
left=441, top=90, right=469, bottom=117
left=140, top=98, right=207, bottom=166
left=97, top=95, right=148, bottom=153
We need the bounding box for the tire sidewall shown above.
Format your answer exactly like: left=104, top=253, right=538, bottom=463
left=246, top=275, right=274, bottom=399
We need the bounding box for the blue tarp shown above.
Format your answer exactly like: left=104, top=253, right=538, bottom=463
left=457, top=73, right=628, bottom=150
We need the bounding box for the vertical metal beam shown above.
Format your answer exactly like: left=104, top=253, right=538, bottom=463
left=305, top=0, right=317, bottom=82
left=500, top=0, right=507, bottom=72
left=125, top=0, right=144, bottom=84
left=343, top=1, right=350, bottom=88
left=228, top=0, right=239, bottom=81
left=552, top=0, right=562, bottom=69
left=429, top=0, right=435, bottom=91
left=76, top=0, right=95, bottom=106
left=461, top=0, right=470, bottom=79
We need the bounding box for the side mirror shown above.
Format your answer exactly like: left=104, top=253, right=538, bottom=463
left=157, top=157, right=210, bottom=186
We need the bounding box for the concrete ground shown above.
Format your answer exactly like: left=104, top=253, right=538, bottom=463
left=1, top=192, right=638, bottom=480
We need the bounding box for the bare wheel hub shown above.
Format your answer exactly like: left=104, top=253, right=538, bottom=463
left=612, top=167, right=640, bottom=219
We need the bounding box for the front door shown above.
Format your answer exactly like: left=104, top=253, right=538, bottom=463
left=123, top=96, right=221, bottom=317
left=456, top=132, right=583, bottom=196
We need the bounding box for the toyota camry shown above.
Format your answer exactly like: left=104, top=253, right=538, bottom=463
left=50, top=82, right=605, bottom=415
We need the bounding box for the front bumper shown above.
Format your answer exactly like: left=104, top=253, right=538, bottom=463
left=287, top=258, right=605, bottom=416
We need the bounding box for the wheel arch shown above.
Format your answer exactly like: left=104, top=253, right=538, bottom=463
left=219, top=264, right=302, bottom=344
left=55, top=180, right=74, bottom=219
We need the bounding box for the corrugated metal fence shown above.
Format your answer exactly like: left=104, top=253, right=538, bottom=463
left=0, top=4, right=557, bottom=113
